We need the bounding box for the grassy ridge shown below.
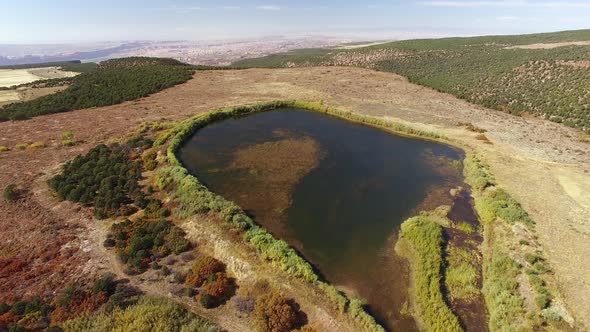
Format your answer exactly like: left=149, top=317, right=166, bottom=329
left=398, top=216, right=463, bottom=332
left=0, top=57, right=194, bottom=121
left=234, top=29, right=590, bottom=132
left=464, top=154, right=561, bottom=330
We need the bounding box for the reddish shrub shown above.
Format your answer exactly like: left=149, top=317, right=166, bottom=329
left=0, top=312, right=19, bottom=328
left=0, top=259, right=27, bottom=277
left=254, top=292, right=304, bottom=332
left=199, top=272, right=236, bottom=308
left=185, top=256, right=225, bottom=288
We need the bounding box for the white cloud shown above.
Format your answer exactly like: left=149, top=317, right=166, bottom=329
left=419, top=0, right=590, bottom=8
left=256, top=5, right=281, bottom=11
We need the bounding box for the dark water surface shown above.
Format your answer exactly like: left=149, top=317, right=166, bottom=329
left=178, top=110, right=464, bottom=331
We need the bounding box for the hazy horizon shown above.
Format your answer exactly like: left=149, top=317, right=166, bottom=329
left=2, top=0, right=589, bottom=44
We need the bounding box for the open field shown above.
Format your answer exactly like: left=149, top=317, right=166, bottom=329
left=0, top=67, right=77, bottom=88
left=0, top=86, right=68, bottom=107
left=1, top=67, right=589, bottom=330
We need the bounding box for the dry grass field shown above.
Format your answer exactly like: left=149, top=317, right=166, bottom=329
left=1, top=67, right=589, bottom=330
left=0, top=67, right=77, bottom=88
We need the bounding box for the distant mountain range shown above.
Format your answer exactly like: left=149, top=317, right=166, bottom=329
left=0, top=42, right=145, bottom=66
left=0, top=37, right=351, bottom=66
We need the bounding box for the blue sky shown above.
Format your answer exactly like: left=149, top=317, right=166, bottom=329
left=1, top=0, right=589, bottom=43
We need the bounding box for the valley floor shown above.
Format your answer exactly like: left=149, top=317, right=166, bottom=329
left=1, top=67, right=589, bottom=330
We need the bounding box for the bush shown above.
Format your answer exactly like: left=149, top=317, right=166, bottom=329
left=199, top=293, right=215, bottom=309
left=253, top=292, right=303, bottom=332
left=0, top=145, right=8, bottom=152
left=109, top=217, right=191, bottom=273
left=173, top=272, right=186, bottom=284
left=475, top=188, right=532, bottom=226
left=525, top=253, right=543, bottom=265
left=103, top=238, right=116, bottom=247
left=185, top=256, right=225, bottom=288
left=3, top=184, right=17, bottom=202
left=27, top=141, right=45, bottom=149
left=456, top=222, right=475, bottom=234
left=61, top=140, right=76, bottom=147
left=15, top=144, right=28, bottom=150
left=92, top=273, right=117, bottom=296
left=61, top=131, right=74, bottom=140
left=199, top=273, right=236, bottom=308
left=464, top=155, right=495, bottom=191
left=399, top=216, right=462, bottom=332
left=48, top=143, right=146, bottom=219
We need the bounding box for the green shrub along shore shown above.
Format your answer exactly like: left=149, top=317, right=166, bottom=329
left=464, top=154, right=558, bottom=331
left=397, top=216, right=463, bottom=332
left=153, top=100, right=430, bottom=332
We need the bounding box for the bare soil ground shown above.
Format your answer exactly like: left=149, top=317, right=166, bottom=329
left=506, top=41, right=590, bottom=49
left=0, top=86, right=67, bottom=107
left=1, top=67, right=589, bottom=329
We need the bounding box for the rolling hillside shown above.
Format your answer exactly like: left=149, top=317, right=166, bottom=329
left=234, top=29, right=590, bottom=133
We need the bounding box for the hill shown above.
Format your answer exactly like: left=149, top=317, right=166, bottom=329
left=0, top=57, right=193, bottom=121
left=234, top=29, right=590, bottom=133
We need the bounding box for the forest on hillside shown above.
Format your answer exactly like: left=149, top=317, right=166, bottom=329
left=0, top=57, right=193, bottom=121
left=234, top=30, right=590, bottom=132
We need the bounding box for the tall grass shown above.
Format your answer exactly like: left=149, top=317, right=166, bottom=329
left=60, top=296, right=218, bottom=332
left=398, top=216, right=463, bottom=332
left=445, top=246, right=479, bottom=301
left=464, top=153, right=547, bottom=331
left=482, top=253, right=527, bottom=331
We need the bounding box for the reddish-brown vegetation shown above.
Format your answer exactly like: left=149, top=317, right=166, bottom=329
left=185, top=256, right=226, bottom=288
left=253, top=291, right=304, bottom=332
left=199, top=272, right=236, bottom=308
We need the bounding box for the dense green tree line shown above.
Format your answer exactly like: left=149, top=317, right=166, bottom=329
left=0, top=58, right=193, bottom=120
left=48, top=139, right=152, bottom=219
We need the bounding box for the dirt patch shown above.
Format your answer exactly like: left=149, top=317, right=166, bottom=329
left=505, top=41, right=590, bottom=49
left=558, top=60, right=590, bottom=69
left=0, top=86, right=68, bottom=107
left=0, top=90, right=19, bottom=104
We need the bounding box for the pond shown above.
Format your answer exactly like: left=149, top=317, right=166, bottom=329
left=178, top=109, right=465, bottom=331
